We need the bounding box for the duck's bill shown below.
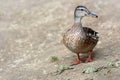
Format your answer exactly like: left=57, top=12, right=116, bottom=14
left=88, top=12, right=98, bottom=18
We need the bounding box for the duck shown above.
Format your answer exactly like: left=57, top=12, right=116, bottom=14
left=63, top=5, right=99, bottom=65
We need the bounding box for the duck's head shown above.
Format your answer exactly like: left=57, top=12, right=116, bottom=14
left=74, top=6, right=98, bottom=19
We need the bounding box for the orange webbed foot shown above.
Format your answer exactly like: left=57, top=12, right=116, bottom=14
left=72, top=60, right=83, bottom=65
left=71, top=53, right=83, bottom=65
left=85, top=50, right=93, bottom=63
left=85, top=58, right=92, bottom=62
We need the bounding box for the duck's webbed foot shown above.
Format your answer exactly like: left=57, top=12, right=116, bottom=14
left=72, top=53, right=83, bottom=65
left=85, top=50, right=93, bottom=62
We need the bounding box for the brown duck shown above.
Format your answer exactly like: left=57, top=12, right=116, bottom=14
left=63, top=6, right=99, bottom=65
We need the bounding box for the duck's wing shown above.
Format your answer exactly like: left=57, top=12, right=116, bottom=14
left=83, top=27, right=99, bottom=41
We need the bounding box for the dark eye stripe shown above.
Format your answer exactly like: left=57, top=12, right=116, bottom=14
left=81, top=9, right=84, bottom=11
left=77, top=7, right=85, bottom=11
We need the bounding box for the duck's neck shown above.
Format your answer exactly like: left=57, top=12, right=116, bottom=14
left=74, top=17, right=82, bottom=23
left=74, top=17, right=86, bottom=39
left=74, top=17, right=83, bottom=28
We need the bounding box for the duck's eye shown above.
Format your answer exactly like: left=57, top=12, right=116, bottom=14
left=80, top=9, right=84, bottom=11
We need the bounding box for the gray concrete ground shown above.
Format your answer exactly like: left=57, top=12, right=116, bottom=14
left=0, top=0, right=120, bottom=80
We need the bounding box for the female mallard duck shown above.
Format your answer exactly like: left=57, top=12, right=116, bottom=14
left=63, top=6, right=99, bottom=65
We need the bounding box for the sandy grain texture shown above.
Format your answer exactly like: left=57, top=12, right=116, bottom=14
left=0, top=0, right=120, bottom=80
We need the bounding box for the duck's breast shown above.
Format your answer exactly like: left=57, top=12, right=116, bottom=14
left=63, top=28, right=86, bottom=53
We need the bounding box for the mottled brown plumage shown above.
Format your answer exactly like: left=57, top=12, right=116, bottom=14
left=63, top=6, right=99, bottom=65
left=63, top=23, right=98, bottom=53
